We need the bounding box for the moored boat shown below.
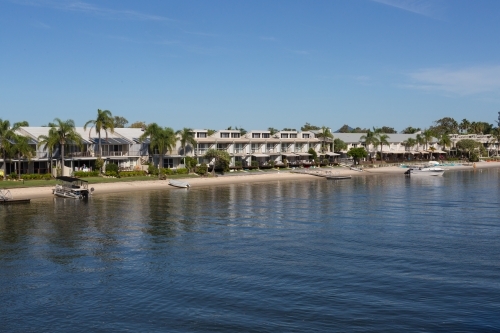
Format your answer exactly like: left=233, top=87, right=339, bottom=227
left=404, top=166, right=445, bottom=177
left=53, top=176, right=93, bottom=199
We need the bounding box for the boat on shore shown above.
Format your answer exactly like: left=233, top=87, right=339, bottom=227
left=168, top=180, right=190, bottom=188
left=53, top=176, right=92, bottom=199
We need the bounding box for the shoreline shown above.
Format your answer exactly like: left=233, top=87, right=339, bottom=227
left=6, top=162, right=500, bottom=201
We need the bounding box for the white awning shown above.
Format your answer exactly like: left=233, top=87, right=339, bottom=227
left=251, top=153, right=270, bottom=157
left=295, top=153, right=312, bottom=156
left=281, top=153, right=297, bottom=157
left=325, top=152, right=340, bottom=156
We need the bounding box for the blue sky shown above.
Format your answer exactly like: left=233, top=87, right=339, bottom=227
left=2, top=0, right=500, bottom=131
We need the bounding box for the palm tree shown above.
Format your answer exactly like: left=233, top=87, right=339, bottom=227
left=37, top=127, right=59, bottom=175
left=84, top=109, right=114, bottom=158
left=140, top=124, right=177, bottom=179
left=403, top=138, right=416, bottom=160
left=438, top=133, right=451, bottom=152
left=459, top=119, right=470, bottom=134
left=316, top=126, right=333, bottom=153
left=53, top=118, right=83, bottom=176
left=12, top=135, right=34, bottom=180
left=360, top=129, right=379, bottom=160
left=375, top=132, right=389, bottom=161
left=0, top=119, right=20, bottom=180
left=176, top=128, right=196, bottom=162
left=422, top=129, right=434, bottom=151
left=491, top=127, right=500, bottom=157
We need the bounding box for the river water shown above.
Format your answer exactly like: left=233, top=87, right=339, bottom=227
left=1, top=169, right=500, bottom=332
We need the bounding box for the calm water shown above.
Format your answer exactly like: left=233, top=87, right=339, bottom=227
left=1, top=169, right=500, bottom=332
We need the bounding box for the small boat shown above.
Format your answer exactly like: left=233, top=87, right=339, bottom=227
left=326, top=175, right=352, bottom=180
left=168, top=180, right=190, bottom=188
left=404, top=167, right=445, bottom=177
left=53, top=176, right=93, bottom=199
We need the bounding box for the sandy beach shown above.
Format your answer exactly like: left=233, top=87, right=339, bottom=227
left=7, top=162, right=500, bottom=201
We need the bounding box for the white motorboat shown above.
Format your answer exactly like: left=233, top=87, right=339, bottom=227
left=53, top=176, right=93, bottom=199
left=404, top=166, right=445, bottom=177
left=168, top=180, right=190, bottom=188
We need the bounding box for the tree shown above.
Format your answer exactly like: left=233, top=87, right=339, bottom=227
left=84, top=109, right=115, bottom=158
left=113, top=116, right=129, bottom=128
left=301, top=122, right=320, bottom=131
left=12, top=135, right=34, bottom=179
left=13, top=121, right=29, bottom=127
left=360, top=129, right=379, bottom=159
left=431, top=117, right=458, bottom=136
left=379, top=126, right=397, bottom=134
left=235, top=127, right=247, bottom=135
left=316, top=126, right=333, bottom=153
left=268, top=127, right=279, bottom=135
left=491, top=127, right=500, bottom=156
left=421, top=129, right=435, bottom=151
left=129, top=121, right=146, bottom=129
left=400, top=126, right=421, bottom=134
left=459, top=119, right=470, bottom=134
left=415, top=133, right=424, bottom=151
left=308, top=147, right=317, bottom=160
left=52, top=118, right=83, bottom=176
left=438, top=133, right=451, bottom=152
left=376, top=133, right=389, bottom=160
left=0, top=119, right=20, bottom=180
left=37, top=127, right=59, bottom=175
left=282, top=128, right=297, bottom=131
left=456, top=139, right=481, bottom=159
left=204, top=149, right=230, bottom=176
left=206, top=129, right=216, bottom=136
left=140, top=124, right=177, bottom=179
left=403, top=138, right=417, bottom=158
left=176, top=128, right=196, bottom=158
left=333, top=138, right=347, bottom=152
left=347, top=147, right=368, bottom=165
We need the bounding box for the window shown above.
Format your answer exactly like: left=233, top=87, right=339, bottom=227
left=252, top=133, right=261, bottom=138
left=302, top=134, right=310, bottom=138
left=220, top=132, right=229, bottom=138
left=290, top=134, right=297, bottom=138
left=234, top=143, right=244, bottom=153
left=251, top=143, right=260, bottom=153
left=281, top=133, right=289, bottom=139
left=231, top=133, right=240, bottom=138
left=197, top=132, right=207, bottom=138
left=163, top=158, right=174, bottom=168
left=262, top=133, right=270, bottom=138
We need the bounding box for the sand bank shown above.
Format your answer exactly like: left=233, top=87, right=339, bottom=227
left=7, top=162, right=500, bottom=201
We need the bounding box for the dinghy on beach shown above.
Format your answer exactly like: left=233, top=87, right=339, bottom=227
left=168, top=180, right=190, bottom=188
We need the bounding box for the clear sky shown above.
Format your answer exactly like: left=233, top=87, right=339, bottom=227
left=2, top=0, right=500, bottom=131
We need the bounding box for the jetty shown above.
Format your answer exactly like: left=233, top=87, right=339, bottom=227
left=0, top=189, right=31, bottom=205
left=291, top=169, right=353, bottom=180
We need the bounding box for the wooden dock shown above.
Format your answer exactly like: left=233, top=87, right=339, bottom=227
left=0, top=199, right=31, bottom=205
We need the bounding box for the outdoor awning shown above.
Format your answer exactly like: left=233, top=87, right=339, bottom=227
left=166, top=155, right=183, bottom=158
left=281, top=153, right=297, bottom=157
left=295, top=153, right=312, bottom=156
left=428, top=150, right=446, bottom=154
left=325, top=152, right=340, bottom=156
left=93, top=138, right=131, bottom=145
left=251, top=153, right=270, bottom=157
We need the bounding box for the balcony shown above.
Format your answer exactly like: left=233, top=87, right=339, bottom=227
left=251, top=148, right=261, bottom=153
left=234, top=148, right=244, bottom=154
left=196, top=149, right=208, bottom=155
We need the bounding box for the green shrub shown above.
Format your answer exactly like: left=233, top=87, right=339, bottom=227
left=469, top=152, right=480, bottom=162
left=308, top=148, right=317, bottom=160
left=196, top=163, right=208, bottom=176
left=73, top=171, right=99, bottom=177
left=161, top=168, right=175, bottom=175
left=148, top=164, right=159, bottom=175
left=14, top=173, right=52, bottom=180
left=235, top=161, right=242, bottom=168
left=95, top=158, right=104, bottom=172
left=268, top=160, right=275, bottom=167
left=176, top=167, right=188, bottom=174
left=120, top=171, right=147, bottom=177
left=322, top=159, right=329, bottom=165
left=184, top=156, right=197, bottom=172
left=106, top=163, right=119, bottom=173
left=105, top=171, right=118, bottom=177
left=251, top=161, right=259, bottom=168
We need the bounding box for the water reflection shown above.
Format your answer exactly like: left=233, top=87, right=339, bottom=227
left=1, top=171, right=500, bottom=332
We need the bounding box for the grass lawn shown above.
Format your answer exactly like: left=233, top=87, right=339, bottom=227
left=0, top=174, right=199, bottom=189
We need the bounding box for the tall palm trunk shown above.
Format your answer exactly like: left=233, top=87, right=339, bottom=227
left=18, top=153, right=21, bottom=180
left=60, top=142, right=65, bottom=177
left=2, top=150, right=6, bottom=180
